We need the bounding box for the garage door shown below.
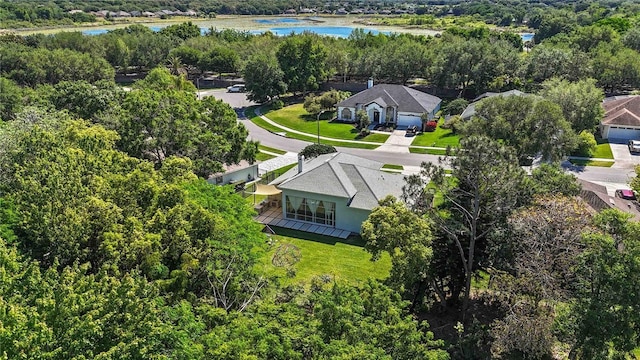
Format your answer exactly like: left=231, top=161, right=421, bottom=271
left=607, top=126, right=640, bottom=140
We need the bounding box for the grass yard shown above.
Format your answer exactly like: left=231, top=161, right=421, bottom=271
left=382, top=164, right=404, bottom=170
left=259, top=144, right=287, bottom=155
left=256, top=152, right=276, bottom=161
left=593, top=141, right=614, bottom=159
left=569, top=159, right=615, bottom=167
left=265, top=104, right=390, bottom=143
left=248, top=106, right=382, bottom=149
left=258, top=228, right=391, bottom=287
left=409, top=147, right=449, bottom=155
left=411, top=120, right=460, bottom=148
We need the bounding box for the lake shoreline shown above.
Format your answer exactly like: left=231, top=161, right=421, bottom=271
left=3, top=15, right=443, bottom=36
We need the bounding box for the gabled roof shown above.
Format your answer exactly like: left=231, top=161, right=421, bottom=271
left=601, top=96, right=640, bottom=127
left=337, top=84, right=441, bottom=114
left=461, top=90, right=529, bottom=119
left=270, top=153, right=404, bottom=210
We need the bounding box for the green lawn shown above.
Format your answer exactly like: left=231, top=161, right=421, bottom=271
left=259, top=144, right=287, bottom=155
left=248, top=105, right=382, bottom=149
left=409, top=147, right=449, bottom=155
left=593, top=141, right=614, bottom=159
left=258, top=228, right=391, bottom=286
left=411, top=120, right=460, bottom=148
left=265, top=104, right=389, bottom=143
left=256, top=152, right=276, bottom=161
left=569, top=159, right=615, bottom=167
left=382, top=164, right=404, bottom=170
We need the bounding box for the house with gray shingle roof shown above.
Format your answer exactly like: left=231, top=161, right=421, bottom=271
left=269, top=152, right=405, bottom=233
left=336, top=82, right=441, bottom=130
left=600, top=95, right=640, bottom=140
left=461, top=89, right=529, bottom=120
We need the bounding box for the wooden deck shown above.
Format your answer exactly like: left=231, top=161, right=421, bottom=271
left=255, top=207, right=352, bottom=239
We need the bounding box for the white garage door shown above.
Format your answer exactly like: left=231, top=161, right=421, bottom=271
left=607, top=126, right=640, bottom=140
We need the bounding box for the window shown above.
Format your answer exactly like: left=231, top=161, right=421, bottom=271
left=341, top=108, right=352, bottom=120
left=284, top=195, right=335, bottom=227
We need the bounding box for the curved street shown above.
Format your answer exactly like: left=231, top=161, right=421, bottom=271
left=205, top=89, right=638, bottom=190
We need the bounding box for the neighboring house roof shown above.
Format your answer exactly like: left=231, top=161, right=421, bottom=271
left=337, top=84, right=441, bottom=114
left=579, top=179, right=640, bottom=221
left=209, top=160, right=259, bottom=179
left=461, top=89, right=529, bottom=119
left=270, top=153, right=404, bottom=210
left=601, top=96, right=640, bottom=127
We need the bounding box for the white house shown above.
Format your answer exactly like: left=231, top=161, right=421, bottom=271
left=208, top=160, right=259, bottom=187
left=600, top=96, right=640, bottom=140
left=269, top=153, right=405, bottom=234
left=335, top=81, right=442, bottom=129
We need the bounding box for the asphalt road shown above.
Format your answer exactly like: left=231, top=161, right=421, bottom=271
left=204, top=89, right=636, bottom=186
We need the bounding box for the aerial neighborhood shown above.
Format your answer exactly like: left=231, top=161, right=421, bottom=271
left=2, top=0, right=640, bottom=358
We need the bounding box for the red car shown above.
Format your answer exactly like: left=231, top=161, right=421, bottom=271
left=615, top=189, right=636, bottom=200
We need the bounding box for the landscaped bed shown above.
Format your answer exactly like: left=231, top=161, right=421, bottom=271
left=411, top=119, right=460, bottom=148
left=258, top=228, right=391, bottom=286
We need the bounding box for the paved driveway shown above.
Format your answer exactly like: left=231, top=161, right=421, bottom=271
left=199, top=88, right=256, bottom=109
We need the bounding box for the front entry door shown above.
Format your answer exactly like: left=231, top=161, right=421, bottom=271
left=373, top=110, right=380, bottom=123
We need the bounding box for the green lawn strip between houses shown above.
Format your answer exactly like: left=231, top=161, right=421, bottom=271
left=247, top=106, right=381, bottom=149
left=256, top=152, right=275, bottom=161
left=411, top=119, right=460, bottom=148
left=569, top=159, right=615, bottom=167
left=259, top=144, right=287, bottom=155
left=257, top=228, right=391, bottom=287
left=409, top=147, right=449, bottom=155
left=381, top=164, right=404, bottom=170
left=592, top=141, right=614, bottom=159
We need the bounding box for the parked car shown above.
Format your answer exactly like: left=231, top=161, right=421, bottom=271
left=628, top=140, right=640, bottom=153
left=227, top=84, right=246, bottom=93
left=406, top=125, right=419, bottom=136
left=615, top=189, right=637, bottom=200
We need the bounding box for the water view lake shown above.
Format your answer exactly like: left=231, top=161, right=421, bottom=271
left=78, top=17, right=533, bottom=41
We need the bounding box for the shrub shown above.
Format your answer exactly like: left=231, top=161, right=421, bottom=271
left=441, top=115, right=462, bottom=133
left=424, top=120, right=438, bottom=132
left=574, top=130, right=597, bottom=157
left=444, top=98, right=469, bottom=115
left=299, top=143, right=337, bottom=159
left=272, top=99, right=284, bottom=110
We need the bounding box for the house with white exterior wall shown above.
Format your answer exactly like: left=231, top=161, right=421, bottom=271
left=600, top=96, right=640, bottom=140
left=208, top=160, right=259, bottom=187
left=268, top=153, right=404, bottom=234
left=335, top=81, right=442, bottom=130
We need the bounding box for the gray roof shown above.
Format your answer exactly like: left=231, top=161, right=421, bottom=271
left=270, top=153, right=405, bottom=210
left=461, top=90, right=529, bottom=119
left=337, top=84, right=441, bottom=114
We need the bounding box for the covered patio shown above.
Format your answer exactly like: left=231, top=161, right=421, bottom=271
left=249, top=184, right=352, bottom=239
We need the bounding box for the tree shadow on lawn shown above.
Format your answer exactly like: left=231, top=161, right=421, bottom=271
left=301, top=111, right=336, bottom=122
left=269, top=226, right=365, bottom=247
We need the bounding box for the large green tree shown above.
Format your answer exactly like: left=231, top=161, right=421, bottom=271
left=403, top=136, right=526, bottom=321
left=539, top=78, right=605, bottom=133
left=276, top=35, right=329, bottom=94
left=463, top=95, right=577, bottom=163
left=242, top=54, right=287, bottom=103
left=362, top=196, right=434, bottom=310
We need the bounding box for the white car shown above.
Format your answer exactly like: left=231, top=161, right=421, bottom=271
left=227, top=84, right=246, bottom=93
left=629, top=140, right=640, bottom=154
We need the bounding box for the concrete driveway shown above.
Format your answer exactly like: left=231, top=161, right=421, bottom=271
left=198, top=88, right=256, bottom=109
left=608, top=141, right=640, bottom=169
